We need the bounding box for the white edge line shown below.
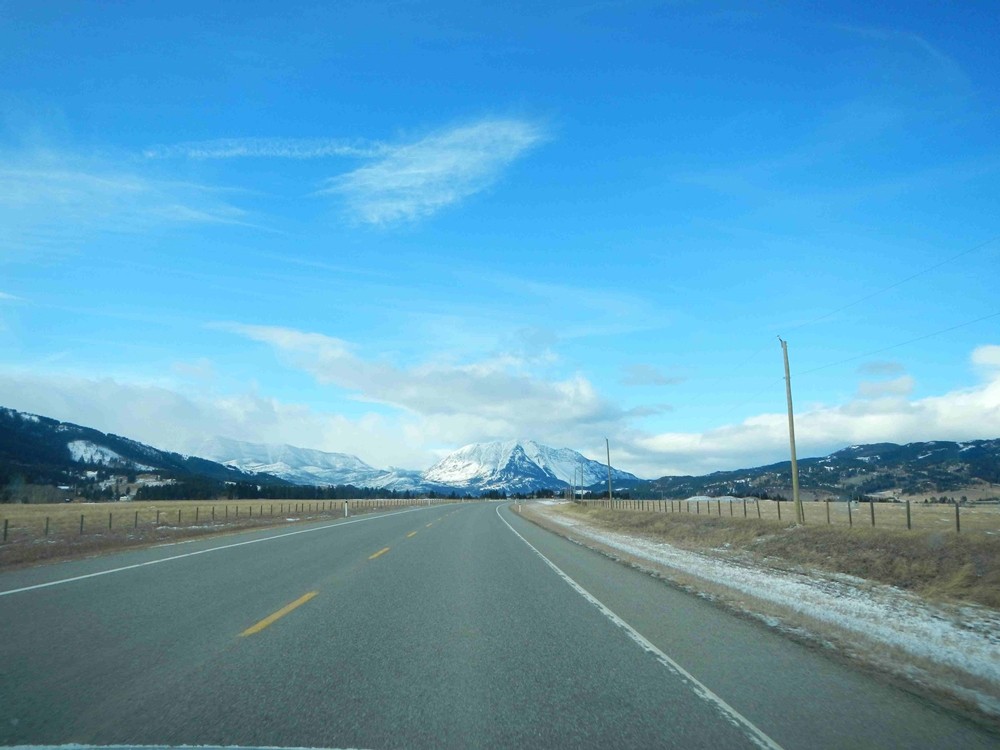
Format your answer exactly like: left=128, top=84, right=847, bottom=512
left=496, top=504, right=784, bottom=750
left=0, top=506, right=434, bottom=598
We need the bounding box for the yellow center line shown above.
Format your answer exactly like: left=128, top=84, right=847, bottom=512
left=240, top=591, right=318, bottom=637
left=406, top=531, right=418, bottom=538
left=369, top=546, right=391, bottom=560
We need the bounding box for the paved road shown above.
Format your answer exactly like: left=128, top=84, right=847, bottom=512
left=0, top=502, right=995, bottom=749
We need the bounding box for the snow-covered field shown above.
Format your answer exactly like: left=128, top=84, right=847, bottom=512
left=534, top=506, right=1000, bottom=717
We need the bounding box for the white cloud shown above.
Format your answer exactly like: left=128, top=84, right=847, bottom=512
left=319, top=118, right=545, bottom=224
left=972, top=344, right=1000, bottom=370
left=218, top=322, right=623, bottom=448
left=144, top=137, right=384, bottom=160
left=0, top=291, right=22, bottom=301
left=856, top=375, right=914, bottom=398
left=6, top=338, right=999, bottom=481
left=0, top=370, right=430, bottom=469
left=622, top=351, right=1000, bottom=477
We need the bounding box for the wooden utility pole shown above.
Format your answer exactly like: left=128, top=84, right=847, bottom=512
left=779, top=337, right=804, bottom=524
left=605, top=438, right=613, bottom=503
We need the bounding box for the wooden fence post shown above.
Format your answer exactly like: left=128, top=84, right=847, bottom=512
left=869, top=500, right=875, bottom=528
left=826, top=500, right=830, bottom=525
left=80, top=514, right=84, bottom=535
left=955, top=502, right=961, bottom=533
left=135, top=510, right=139, bottom=528
left=906, top=499, right=911, bottom=530
left=847, top=502, right=852, bottom=527
left=45, top=516, right=50, bottom=536
left=755, top=499, right=761, bottom=518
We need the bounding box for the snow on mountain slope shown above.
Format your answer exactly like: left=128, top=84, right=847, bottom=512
left=67, top=440, right=153, bottom=470
left=191, top=436, right=384, bottom=486
left=423, top=440, right=639, bottom=492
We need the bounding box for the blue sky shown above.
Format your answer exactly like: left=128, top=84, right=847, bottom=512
left=1, top=1, right=998, bottom=476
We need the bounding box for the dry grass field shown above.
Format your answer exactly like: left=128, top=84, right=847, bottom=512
left=560, top=501, right=1000, bottom=608
left=0, top=498, right=433, bottom=568
left=593, top=497, right=1000, bottom=534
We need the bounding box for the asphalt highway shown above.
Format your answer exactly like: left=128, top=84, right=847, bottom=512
left=0, top=502, right=995, bottom=749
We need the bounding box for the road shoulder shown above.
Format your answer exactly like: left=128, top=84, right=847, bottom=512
left=517, top=501, right=1000, bottom=730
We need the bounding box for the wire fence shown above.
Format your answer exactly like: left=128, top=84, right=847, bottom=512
left=0, top=497, right=464, bottom=551
left=586, top=497, right=1000, bottom=534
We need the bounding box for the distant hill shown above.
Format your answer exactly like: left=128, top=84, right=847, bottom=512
left=0, top=407, right=284, bottom=494
left=644, top=440, right=1000, bottom=500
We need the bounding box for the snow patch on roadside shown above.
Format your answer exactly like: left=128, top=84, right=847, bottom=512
left=541, top=511, right=1000, bottom=695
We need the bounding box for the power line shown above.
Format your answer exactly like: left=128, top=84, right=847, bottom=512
left=797, top=310, right=1000, bottom=377
left=786, top=235, right=1000, bottom=334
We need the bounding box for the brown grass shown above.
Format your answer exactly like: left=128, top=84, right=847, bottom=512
left=0, top=498, right=427, bottom=569
left=590, top=497, right=1000, bottom=533
left=552, top=502, right=1000, bottom=609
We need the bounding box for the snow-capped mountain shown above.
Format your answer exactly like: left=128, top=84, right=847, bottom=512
left=191, top=436, right=388, bottom=487
left=423, top=439, right=639, bottom=493
left=192, top=436, right=639, bottom=494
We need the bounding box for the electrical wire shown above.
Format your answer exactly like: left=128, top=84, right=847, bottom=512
left=797, top=310, right=1000, bottom=377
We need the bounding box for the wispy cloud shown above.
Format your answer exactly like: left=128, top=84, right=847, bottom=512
left=0, top=151, right=251, bottom=252
left=319, top=118, right=545, bottom=225
left=144, top=137, right=385, bottom=160
left=0, top=291, right=22, bottom=301
left=857, top=360, right=905, bottom=376
left=832, top=24, right=971, bottom=95
left=620, top=364, right=685, bottom=387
